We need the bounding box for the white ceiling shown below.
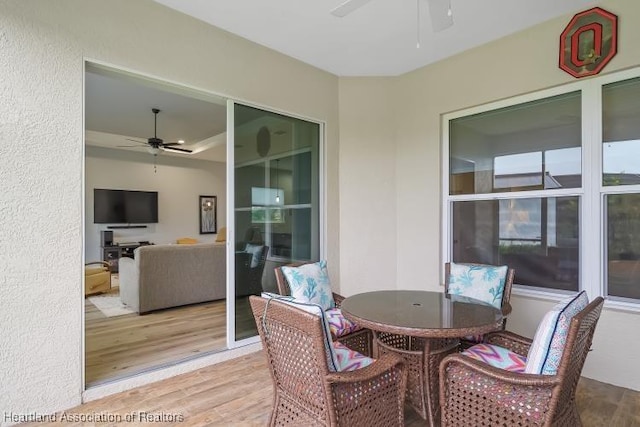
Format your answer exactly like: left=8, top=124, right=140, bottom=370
left=153, top=0, right=601, bottom=76
left=86, top=0, right=603, bottom=162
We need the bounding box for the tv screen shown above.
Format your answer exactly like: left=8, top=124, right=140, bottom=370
left=94, top=189, right=158, bottom=224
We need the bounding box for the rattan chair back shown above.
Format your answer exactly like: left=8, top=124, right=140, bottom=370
left=249, top=295, right=407, bottom=427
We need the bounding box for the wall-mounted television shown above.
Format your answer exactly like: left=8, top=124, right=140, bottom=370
left=94, top=189, right=158, bottom=224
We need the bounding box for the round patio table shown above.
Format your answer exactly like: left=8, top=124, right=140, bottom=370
left=341, top=290, right=503, bottom=426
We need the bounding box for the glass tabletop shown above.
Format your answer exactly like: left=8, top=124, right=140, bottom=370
left=341, top=290, right=503, bottom=338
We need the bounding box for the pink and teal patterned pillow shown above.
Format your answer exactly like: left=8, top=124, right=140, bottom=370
left=326, top=307, right=362, bottom=338
left=281, top=261, right=335, bottom=310
left=448, top=263, right=508, bottom=309
left=462, top=343, right=526, bottom=373
left=333, top=341, right=374, bottom=372
left=525, top=291, right=588, bottom=375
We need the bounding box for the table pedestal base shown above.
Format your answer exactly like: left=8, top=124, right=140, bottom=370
left=375, top=332, right=459, bottom=426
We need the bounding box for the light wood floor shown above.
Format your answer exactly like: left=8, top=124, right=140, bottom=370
left=27, top=350, right=640, bottom=426
left=85, top=289, right=228, bottom=386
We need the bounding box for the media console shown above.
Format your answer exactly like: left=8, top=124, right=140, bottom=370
left=101, top=242, right=153, bottom=273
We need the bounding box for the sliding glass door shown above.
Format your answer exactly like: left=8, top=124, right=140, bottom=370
left=227, top=102, right=321, bottom=345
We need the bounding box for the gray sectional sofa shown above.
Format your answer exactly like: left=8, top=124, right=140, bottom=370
left=119, top=243, right=226, bottom=314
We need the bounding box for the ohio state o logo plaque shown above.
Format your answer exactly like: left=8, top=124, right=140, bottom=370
left=559, top=7, right=618, bottom=78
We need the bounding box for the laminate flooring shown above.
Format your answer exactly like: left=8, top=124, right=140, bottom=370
left=25, top=350, right=640, bottom=426
left=85, top=287, right=228, bottom=386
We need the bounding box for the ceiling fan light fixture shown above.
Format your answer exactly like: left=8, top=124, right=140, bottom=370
left=146, top=146, right=161, bottom=155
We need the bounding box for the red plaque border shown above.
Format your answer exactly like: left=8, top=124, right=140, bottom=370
left=559, top=7, right=618, bottom=79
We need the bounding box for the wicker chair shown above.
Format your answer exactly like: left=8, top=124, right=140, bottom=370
left=274, top=262, right=373, bottom=357
left=440, top=296, right=605, bottom=427
left=249, top=295, right=407, bottom=427
left=445, top=262, right=515, bottom=348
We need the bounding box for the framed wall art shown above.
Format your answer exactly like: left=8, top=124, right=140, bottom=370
left=199, top=195, right=217, bottom=234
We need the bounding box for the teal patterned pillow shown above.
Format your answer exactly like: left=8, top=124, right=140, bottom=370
left=448, top=262, right=508, bottom=309
left=281, top=261, right=335, bottom=311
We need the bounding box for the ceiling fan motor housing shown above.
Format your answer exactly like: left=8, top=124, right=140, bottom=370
left=148, top=137, right=163, bottom=147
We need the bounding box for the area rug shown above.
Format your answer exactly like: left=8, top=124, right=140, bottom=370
left=88, top=293, right=135, bottom=317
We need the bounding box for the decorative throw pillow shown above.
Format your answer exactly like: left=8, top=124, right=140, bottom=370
left=325, top=307, right=362, bottom=338
left=260, top=292, right=339, bottom=372
left=525, top=291, right=589, bottom=375
left=281, top=261, right=335, bottom=310
left=333, top=341, right=374, bottom=372
left=244, top=243, right=263, bottom=268
left=462, top=343, right=526, bottom=373
left=448, top=262, right=508, bottom=309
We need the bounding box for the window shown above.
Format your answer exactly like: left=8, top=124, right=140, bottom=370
left=448, top=91, right=582, bottom=292
left=445, top=68, right=640, bottom=306
left=603, top=77, right=640, bottom=302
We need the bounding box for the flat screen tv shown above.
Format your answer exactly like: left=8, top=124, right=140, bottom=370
left=94, top=189, right=158, bottom=224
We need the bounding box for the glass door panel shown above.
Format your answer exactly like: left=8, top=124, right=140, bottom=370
left=231, top=103, right=320, bottom=342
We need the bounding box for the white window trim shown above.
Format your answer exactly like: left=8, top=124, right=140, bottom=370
left=442, top=66, right=640, bottom=313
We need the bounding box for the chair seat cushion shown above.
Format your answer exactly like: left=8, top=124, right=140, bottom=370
left=333, top=341, right=374, bottom=372
left=448, top=262, right=508, bottom=309
left=462, top=343, right=526, bottom=373
left=325, top=308, right=362, bottom=338
left=525, top=291, right=588, bottom=375
left=281, top=260, right=335, bottom=310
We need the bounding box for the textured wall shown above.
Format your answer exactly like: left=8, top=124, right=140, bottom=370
left=0, top=0, right=339, bottom=418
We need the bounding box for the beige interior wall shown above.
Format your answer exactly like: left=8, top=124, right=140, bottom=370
left=337, top=0, right=640, bottom=391
left=85, top=147, right=227, bottom=262
left=391, top=0, right=640, bottom=390
left=337, top=78, right=397, bottom=294
left=0, top=0, right=339, bottom=416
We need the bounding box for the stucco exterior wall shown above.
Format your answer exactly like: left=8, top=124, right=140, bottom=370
left=0, top=0, right=339, bottom=418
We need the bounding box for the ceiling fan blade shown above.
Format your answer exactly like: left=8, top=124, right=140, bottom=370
left=330, top=0, right=372, bottom=17
left=162, top=142, right=182, bottom=147
left=163, top=146, right=192, bottom=154
left=125, top=138, right=149, bottom=145
left=427, top=0, right=453, bottom=32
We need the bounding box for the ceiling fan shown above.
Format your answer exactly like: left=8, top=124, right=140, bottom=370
left=330, top=0, right=453, bottom=33
left=121, top=108, right=193, bottom=154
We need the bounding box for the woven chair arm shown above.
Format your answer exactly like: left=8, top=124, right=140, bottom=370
left=332, top=292, right=345, bottom=307
left=440, top=354, right=559, bottom=426
left=327, top=353, right=407, bottom=425
left=484, top=330, right=533, bottom=357
left=326, top=353, right=405, bottom=384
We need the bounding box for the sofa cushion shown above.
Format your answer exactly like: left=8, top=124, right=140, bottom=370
left=448, top=262, right=508, bottom=309
left=463, top=343, right=526, bottom=373
left=281, top=260, right=335, bottom=310
left=326, top=307, right=362, bottom=338
left=525, top=291, right=588, bottom=375
left=261, top=292, right=339, bottom=372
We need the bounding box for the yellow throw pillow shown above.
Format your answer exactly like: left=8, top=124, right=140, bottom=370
left=176, top=237, right=198, bottom=244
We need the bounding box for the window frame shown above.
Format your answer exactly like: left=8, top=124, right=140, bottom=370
left=441, top=66, right=640, bottom=312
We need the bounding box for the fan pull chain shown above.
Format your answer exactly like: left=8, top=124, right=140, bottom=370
left=416, top=0, right=421, bottom=48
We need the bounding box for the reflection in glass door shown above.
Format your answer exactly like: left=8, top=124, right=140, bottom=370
left=229, top=103, right=321, bottom=342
